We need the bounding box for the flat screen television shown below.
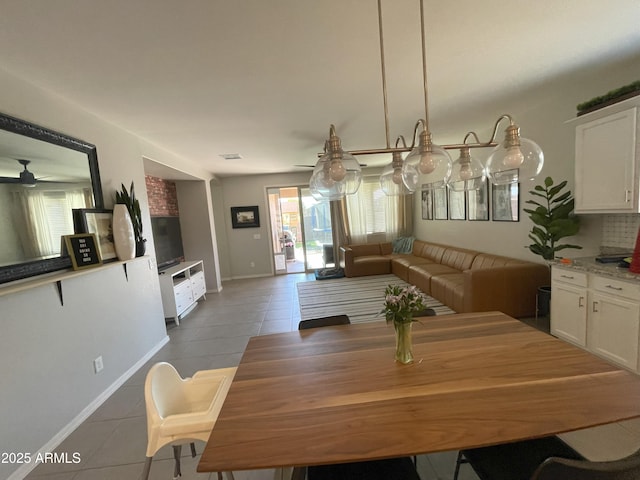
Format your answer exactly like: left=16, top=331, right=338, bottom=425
left=150, top=216, right=185, bottom=272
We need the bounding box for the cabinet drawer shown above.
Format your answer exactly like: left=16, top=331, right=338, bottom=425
left=591, top=276, right=640, bottom=301
left=552, top=268, right=587, bottom=288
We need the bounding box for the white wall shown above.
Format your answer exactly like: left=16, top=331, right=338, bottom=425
left=214, top=172, right=311, bottom=279
left=0, top=68, right=179, bottom=479
left=176, top=180, right=222, bottom=291
left=413, top=54, right=640, bottom=262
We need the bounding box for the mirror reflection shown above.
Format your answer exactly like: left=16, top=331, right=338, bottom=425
left=0, top=113, right=103, bottom=284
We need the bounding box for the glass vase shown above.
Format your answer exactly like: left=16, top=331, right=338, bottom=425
left=394, top=320, right=413, bottom=364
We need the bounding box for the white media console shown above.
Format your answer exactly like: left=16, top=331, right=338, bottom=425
left=158, top=260, right=206, bottom=324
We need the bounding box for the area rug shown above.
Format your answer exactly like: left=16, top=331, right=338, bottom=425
left=297, top=274, right=455, bottom=324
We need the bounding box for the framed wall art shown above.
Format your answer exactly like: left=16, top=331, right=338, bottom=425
left=467, top=180, right=489, bottom=221
left=231, top=205, right=260, bottom=228
left=448, top=188, right=466, bottom=220
left=433, top=188, right=448, bottom=220
left=73, top=208, right=117, bottom=261
left=421, top=187, right=433, bottom=220
left=492, top=182, right=520, bottom=222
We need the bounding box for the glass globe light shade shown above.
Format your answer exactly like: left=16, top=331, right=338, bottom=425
left=380, top=163, right=412, bottom=196
left=309, top=150, right=362, bottom=199
left=486, top=137, right=544, bottom=185
left=402, top=142, right=452, bottom=192
left=447, top=148, right=487, bottom=192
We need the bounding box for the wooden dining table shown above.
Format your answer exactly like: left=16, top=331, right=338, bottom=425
left=198, top=311, right=640, bottom=473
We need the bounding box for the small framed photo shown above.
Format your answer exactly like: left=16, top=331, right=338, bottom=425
left=231, top=205, right=260, bottom=228
left=433, top=187, right=448, bottom=220
left=448, top=188, right=466, bottom=220
left=73, top=208, right=117, bottom=261
left=492, top=183, right=520, bottom=222
left=468, top=180, right=489, bottom=221
left=421, top=188, right=433, bottom=220
left=63, top=233, right=103, bottom=270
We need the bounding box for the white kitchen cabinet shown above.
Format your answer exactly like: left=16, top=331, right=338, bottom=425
left=587, top=276, right=640, bottom=371
left=552, top=265, right=640, bottom=373
left=158, top=260, right=206, bottom=324
left=551, top=268, right=588, bottom=346
left=572, top=95, right=639, bottom=213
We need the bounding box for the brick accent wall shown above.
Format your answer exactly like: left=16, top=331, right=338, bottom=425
left=145, top=175, right=180, bottom=216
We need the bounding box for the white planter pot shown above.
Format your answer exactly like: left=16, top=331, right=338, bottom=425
left=113, top=204, right=136, bottom=261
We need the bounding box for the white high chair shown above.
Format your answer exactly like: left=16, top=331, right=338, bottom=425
left=141, top=362, right=237, bottom=480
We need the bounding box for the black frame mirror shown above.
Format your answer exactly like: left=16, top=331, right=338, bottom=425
left=0, top=112, right=103, bottom=284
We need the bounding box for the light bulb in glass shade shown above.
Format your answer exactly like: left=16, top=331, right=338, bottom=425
left=459, top=162, right=472, bottom=180
left=329, top=159, right=347, bottom=181
left=392, top=168, right=403, bottom=185
left=403, top=142, right=452, bottom=192
left=486, top=136, right=544, bottom=185
left=447, top=147, right=486, bottom=192
left=503, top=145, right=524, bottom=168
left=419, top=152, right=436, bottom=174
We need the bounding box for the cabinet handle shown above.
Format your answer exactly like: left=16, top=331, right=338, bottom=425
left=626, top=190, right=632, bottom=203
left=605, top=284, right=623, bottom=291
left=560, top=274, right=575, bottom=279
left=578, top=296, right=584, bottom=307
left=593, top=301, right=599, bottom=313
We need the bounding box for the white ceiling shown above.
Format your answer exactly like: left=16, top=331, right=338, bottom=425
left=0, top=0, right=638, bottom=179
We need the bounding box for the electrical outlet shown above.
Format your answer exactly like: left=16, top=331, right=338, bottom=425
left=93, top=356, right=104, bottom=374
left=250, top=261, right=255, bottom=268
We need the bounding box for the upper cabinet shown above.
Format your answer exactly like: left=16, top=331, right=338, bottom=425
left=572, top=95, right=639, bottom=213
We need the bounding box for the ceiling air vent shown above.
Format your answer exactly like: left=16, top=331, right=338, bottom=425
left=219, top=153, right=243, bottom=160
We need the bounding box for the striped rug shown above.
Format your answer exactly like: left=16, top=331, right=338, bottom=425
left=297, top=274, right=455, bottom=324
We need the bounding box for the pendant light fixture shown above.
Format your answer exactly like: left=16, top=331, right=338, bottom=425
left=446, top=133, right=486, bottom=192
left=309, top=126, right=362, bottom=200
left=380, top=136, right=416, bottom=196
left=485, top=119, right=544, bottom=185
left=309, top=0, right=544, bottom=198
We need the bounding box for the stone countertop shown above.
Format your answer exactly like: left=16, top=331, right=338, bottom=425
left=553, top=256, right=640, bottom=283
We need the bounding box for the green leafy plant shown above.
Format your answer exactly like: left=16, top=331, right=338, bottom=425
left=115, top=181, right=145, bottom=245
left=577, top=80, right=640, bottom=115
left=524, top=176, right=581, bottom=261
left=381, top=284, right=429, bottom=325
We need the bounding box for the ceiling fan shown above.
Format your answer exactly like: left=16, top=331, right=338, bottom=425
left=0, top=159, right=46, bottom=187
left=294, top=162, right=368, bottom=168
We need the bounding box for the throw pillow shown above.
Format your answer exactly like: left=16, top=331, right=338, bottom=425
left=392, top=236, right=415, bottom=254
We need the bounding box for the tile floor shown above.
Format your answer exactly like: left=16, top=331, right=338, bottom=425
left=25, top=273, right=479, bottom=480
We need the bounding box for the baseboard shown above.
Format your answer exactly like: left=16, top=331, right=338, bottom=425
left=230, top=273, right=273, bottom=280
left=7, top=335, right=170, bottom=480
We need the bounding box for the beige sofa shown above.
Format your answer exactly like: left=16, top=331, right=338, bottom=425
left=340, top=239, right=549, bottom=318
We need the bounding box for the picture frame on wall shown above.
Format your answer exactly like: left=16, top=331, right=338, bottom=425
left=467, top=180, right=489, bottom=221
left=73, top=208, right=117, bottom=261
left=448, top=188, right=466, bottom=220
left=492, top=182, right=520, bottom=222
left=231, top=205, right=260, bottom=228
left=421, top=187, right=433, bottom=220
left=433, top=187, right=448, bottom=220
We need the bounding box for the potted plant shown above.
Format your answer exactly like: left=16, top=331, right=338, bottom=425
left=115, top=181, right=146, bottom=257
left=524, top=176, right=581, bottom=321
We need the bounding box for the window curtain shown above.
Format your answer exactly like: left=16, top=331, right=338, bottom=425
left=343, top=176, right=413, bottom=243
left=11, top=188, right=88, bottom=259
left=11, top=189, right=55, bottom=258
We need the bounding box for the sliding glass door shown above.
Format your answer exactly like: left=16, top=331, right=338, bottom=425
left=267, top=186, right=333, bottom=273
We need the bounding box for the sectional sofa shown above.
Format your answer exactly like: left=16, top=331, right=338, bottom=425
left=340, top=239, right=549, bottom=318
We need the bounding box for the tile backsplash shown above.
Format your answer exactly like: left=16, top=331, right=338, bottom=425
left=602, top=214, right=640, bottom=251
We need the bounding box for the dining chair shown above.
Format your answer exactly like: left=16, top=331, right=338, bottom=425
left=453, top=435, right=640, bottom=480
left=531, top=446, right=640, bottom=480
left=298, top=314, right=351, bottom=330
left=307, top=457, right=421, bottom=480
left=141, top=362, right=237, bottom=480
